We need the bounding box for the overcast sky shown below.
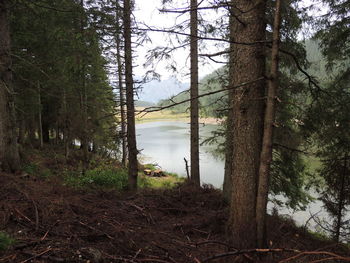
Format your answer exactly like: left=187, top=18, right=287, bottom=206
left=132, top=0, right=325, bottom=82
left=133, top=0, right=226, bottom=82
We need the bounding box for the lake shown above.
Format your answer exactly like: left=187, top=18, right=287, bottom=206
left=136, top=121, right=225, bottom=188
left=136, top=121, right=329, bottom=230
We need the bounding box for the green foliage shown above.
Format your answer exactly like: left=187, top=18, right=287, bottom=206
left=10, top=0, right=120, bottom=161
left=22, top=163, right=39, bottom=175
left=22, top=163, right=53, bottom=178
left=0, top=232, right=15, bottom=251
left=65, top=168, right=128, bottom=190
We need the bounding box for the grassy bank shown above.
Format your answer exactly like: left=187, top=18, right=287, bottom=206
left=135, top=107, right=188, bottom=123
left=135, top=107, right=222, bottom=124
left=22, top=148, right=184, bottom=191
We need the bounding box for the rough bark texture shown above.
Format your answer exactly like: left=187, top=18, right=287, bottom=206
left=116, top=3, right=127, bottom=167
left=190, top=0, right=200, bottom=186
left=0, top=1, right=20, bottom=172
left=124, top=0, right=138, bottom=191
left=256, top=0, right=282, bottom=248
left=228, top=0, right=266, bottom=249
left=223, top=13, right=235, bottom=202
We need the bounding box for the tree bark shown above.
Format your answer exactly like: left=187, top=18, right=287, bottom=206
left=334, top=154, right=347, bottom=242
left=79, top=0, right=89, bottom=174
left=116, top=2, right=127, bottom=167
left=190, top=0, right=200, bottom=186
left=37, top=81, right=44, bottom=149
left=228, top=0, right=266, bottom=249
left=223, top=12, right=235, bottom=202
left=124, top=0, right=138, bottom=191
left=256, top=0, right=282, bottom=248
left=0, top=0, right=20, bottom=172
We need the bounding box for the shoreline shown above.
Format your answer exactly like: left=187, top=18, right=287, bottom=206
left=135, top=107, right=223, bottom=125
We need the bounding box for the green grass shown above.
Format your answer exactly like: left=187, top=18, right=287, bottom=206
left=0, top=232, right=15, bottom=251
left=64, top=166, right=184, bottom=190
left=64, top=168, right=128, bottom=190
left=135, top=107, right=188, bottom=123
left=138, top=166, right=185, bottom=189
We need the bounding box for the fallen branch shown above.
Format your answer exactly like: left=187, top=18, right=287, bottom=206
left=202, top=248, right=300, bottom=262
left=279, top=251, right=350, bottom=263
left=20, top=248, right=52, bottom=263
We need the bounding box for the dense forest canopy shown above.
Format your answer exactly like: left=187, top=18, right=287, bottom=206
left=0, top=0, right=350, bottom=259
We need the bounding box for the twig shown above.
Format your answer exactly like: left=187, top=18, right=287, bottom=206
left=196, top=240, right=232, bottom=249
left=20, top=248, right=52, bottom=263
left=78, top=221, right=114, bottom=240
left=279, top=251, right=350, bottom=263
left=203, top=248, right=300, bottom=262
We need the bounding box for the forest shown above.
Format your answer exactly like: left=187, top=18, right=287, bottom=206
left=0, top=0, right=350, bottom=262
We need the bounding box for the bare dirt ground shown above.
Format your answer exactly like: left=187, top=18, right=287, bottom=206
left=0, top=172, right=349, bottom=263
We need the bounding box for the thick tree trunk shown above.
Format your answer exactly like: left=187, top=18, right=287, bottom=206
left=223, top=13, right=235, bottom=202
left=116, top=3, right=127, bottom=167
left=256, top=0, right=282, bottom=248
left=223, top=113, right=233, bottom=201
left=124, top=0, right=138, bottom=190
left=0, top=1, right=20, bottom=172
left=190, top=0, right=200, bottom=186
left=228, top=0, right=266, bottom=249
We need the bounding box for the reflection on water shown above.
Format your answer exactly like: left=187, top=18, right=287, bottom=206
left=136, top=121, right=225, bottom=188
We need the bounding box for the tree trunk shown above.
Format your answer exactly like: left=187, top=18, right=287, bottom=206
left=223, top=12, right=235, bottom=202
left=116, top=2, right=127, bottom=167
left=334, top=154, right=347, bottom=242
left=256, top=0, right=282, bottom=248
left=124, top=0, right=138, bottom=191
left=80, top=0, right=89, bottom=174
left=190, top=0, right=200, bottom=186
left=0, top=0, right=20, bottom=172
left=37, top=81, right=44, bottom=149
left=62, top=87, right=70, bottom=160
left=228, top=0, right=266, bottom=249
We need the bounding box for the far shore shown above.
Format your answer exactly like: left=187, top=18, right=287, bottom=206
left=135, top=107, right=223, bottom=125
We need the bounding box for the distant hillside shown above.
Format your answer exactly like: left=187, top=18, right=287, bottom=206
left=138, top=77, right=189, bottom=104
left=135, top=100, right=155, bottom=107
left=158, top=67, right=228, bottom=118
left=159, top=40, right=328, bottom=118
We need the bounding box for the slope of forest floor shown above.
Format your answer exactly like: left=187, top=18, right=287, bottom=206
left=0, top=152, right=350, bottom=262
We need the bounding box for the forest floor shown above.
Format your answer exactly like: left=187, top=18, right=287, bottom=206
left=0, top=152, right=349, bottom=262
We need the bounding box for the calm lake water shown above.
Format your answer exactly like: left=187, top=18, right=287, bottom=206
left=136, top=121, right=225, bottom=188
left=136, top=121, right=329, bottom=230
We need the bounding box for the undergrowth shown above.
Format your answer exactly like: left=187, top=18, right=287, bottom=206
left=64, top=168, right=129, bottom=190
left=0, top=232, right=14, bottom=251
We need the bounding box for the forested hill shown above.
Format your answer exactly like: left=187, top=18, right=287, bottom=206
left=159, top=39, right=327, bottom=118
